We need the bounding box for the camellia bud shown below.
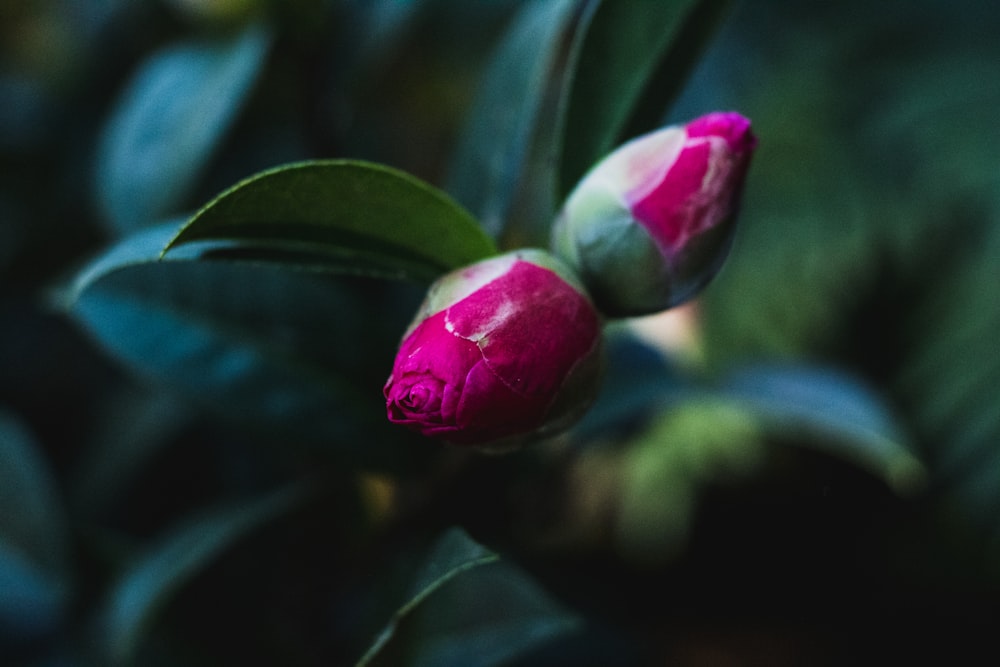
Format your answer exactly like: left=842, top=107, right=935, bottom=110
left=552, top=111, right=757, bottom=317
left=384, top=249, right=602, bottom=446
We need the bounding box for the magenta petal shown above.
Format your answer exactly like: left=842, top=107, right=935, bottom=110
left=395, top=313, right=480, bottom=380
left=447, top=262, right=600, bottom=397
left=628, top=141, right=710, bottom=251
left=451, top=359, right=547, bottom=443
left=384, top=310, right=482, bottom=430
left=685, top=111, right=757, bottom=152
left=394, top=379, right=442, bottom=415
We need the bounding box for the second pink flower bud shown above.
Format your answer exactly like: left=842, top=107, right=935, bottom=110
left=552, top=112, right=757, bottom=317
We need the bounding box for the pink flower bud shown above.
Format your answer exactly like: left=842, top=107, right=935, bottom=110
left=384, top=250, right=603, bottom=446
left=552, top=112, right=757, bottom=317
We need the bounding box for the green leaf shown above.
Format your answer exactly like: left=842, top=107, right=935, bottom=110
left=65, top=221, right=187, bottom=303
left=162, top=160, right=498, bottom=283
left=0, top=409, right=69, bottom=641
left=69, top=389, right=193, bottom=519
left=445, top=0, right=579, bottom=239
left=102, top=485, right=305, bottom=665
left=0, top=541, right=66, bottom=643
left=613, top=363, right=923, bottom=564
left=893, top=227, right=1000, bottom=556
left=357, top=528, right=498, bottom=666
left=95, top=22, right=271, bottom=232
left=0, top=409, right=68, bottom=573
left=557, top=0, right=732, bottom=199
left=357, top=528, right=581, bottom=667
left=722, top=365, right=925, bottom=494
left=65, top=223, right=420, bottom=468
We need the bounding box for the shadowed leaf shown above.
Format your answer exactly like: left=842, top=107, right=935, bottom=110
left=358, top=528, right=582, bottom=667
left=103, top=485, right=306, bottom=664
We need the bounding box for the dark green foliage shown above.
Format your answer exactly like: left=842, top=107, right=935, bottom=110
left=2, top=0, right=1000, bottom=664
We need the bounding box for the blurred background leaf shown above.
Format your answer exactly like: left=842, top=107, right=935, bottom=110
left=95, top=21, right=271, bottom=233
left=556, top=0, right=731, bottom=199
left=101, top=483, right=306, bottom=665
left=719, top=364, right=924, bottom=494
left=0, top=409, right=69, bottom=644
left=445, top=0, right=578, bottom=240
left=446, top=0, right=734, bottom=248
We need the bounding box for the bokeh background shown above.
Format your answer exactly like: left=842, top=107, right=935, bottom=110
left=3, top=0, right=1000, bottom=664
